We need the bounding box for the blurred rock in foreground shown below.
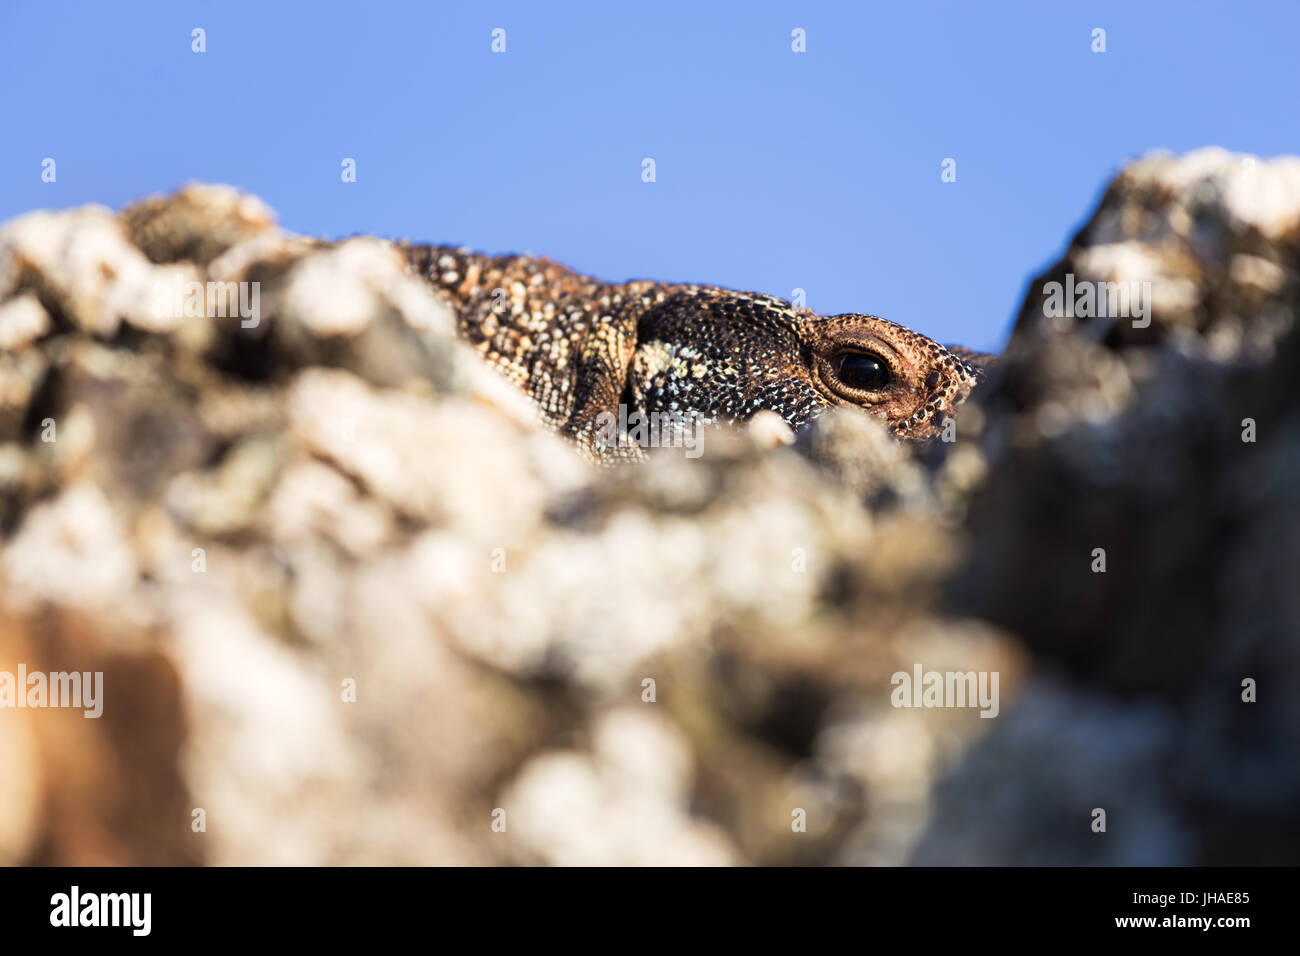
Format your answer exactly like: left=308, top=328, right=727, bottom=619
left=0, top=149, right=1297, bottom=865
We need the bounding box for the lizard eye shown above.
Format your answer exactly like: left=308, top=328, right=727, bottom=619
left=835, top=351, right=890, bottom=391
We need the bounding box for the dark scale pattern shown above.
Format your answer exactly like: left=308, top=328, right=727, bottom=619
left=400, top=243, right=987, bottom=462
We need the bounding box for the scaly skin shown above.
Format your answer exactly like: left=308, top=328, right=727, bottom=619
left=401, top=243, right=990, bottom=461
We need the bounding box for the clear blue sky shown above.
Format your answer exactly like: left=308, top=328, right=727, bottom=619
left=3, top=1, right=1296, bottom=351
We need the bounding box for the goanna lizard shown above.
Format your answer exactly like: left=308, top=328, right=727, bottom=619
left=401, top=243, right=991, bottom=462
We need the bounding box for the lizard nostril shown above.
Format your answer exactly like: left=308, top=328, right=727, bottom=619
left=925, top=371, right=941, bottom=389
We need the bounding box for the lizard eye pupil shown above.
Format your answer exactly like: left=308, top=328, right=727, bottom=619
left=836, top=352, right=889, bottom=390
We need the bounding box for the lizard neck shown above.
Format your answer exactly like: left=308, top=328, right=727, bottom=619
left=401, top=242, right=508, bottom=316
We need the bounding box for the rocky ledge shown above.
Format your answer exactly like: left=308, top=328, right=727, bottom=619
left=0, top=148, right=1297, bottom=865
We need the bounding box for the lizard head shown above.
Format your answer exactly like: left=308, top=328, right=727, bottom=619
left=801, top=312, right=988, bottom=439
left=632, top=290, right=989, bottom=441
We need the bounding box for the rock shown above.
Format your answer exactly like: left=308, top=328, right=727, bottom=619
left=503, top=708, right=736, bottom=866
left=1014, top=147, right=1300, bottom=356
left=0, top=206, right=155, bottom=337
left=3, top=483, right=139, bottom=614
left=267, top=239, right=462, bottom=391
left=0, top=294, right=51, bottom=351
left=938, top=147, right=1300, bottom=862
left=0, top=609, right=195, bottom=865
left=121, top=184, right=278, bottom=266
left=0, top=160, right=1295, bottom=866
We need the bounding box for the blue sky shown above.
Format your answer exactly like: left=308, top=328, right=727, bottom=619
left=2, top=1, right=1296, bottom=351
